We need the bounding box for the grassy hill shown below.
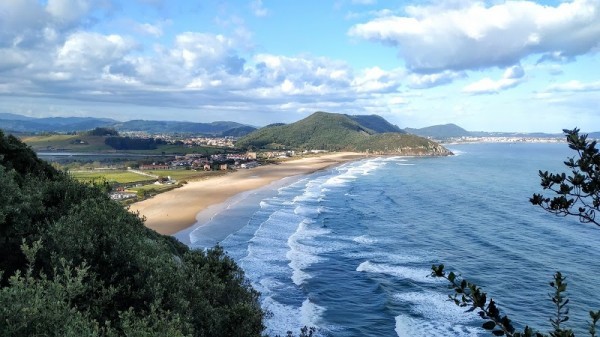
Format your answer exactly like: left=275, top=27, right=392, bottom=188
left=20, top=134, right=113, bottom=152
left=236, top=111, right=451, bottom=155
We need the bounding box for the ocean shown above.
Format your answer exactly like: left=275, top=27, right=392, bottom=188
left=186, top=142, right=600, bottom=337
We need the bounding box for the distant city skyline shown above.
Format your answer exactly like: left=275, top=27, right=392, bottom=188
left=0, top=0, right=599, bottom=132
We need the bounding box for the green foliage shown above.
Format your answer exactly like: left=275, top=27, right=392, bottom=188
left=347, top=115, right=404, bottom=133
left=431, top=265, right=585, bottom=337
left=113, top=120, right=253, bottom=136
left=0, top=130, right=58, bottom=180
left=0, top=130, right=266, bottom=336
left=405, top=123, right=471, bottom=139
left=236, top=111, right=372, bottom=151
left=433, top=128, right=600, bottom=336
left=105, top=136, right=166, bottom=150
left=236, top=111, right=450, bottom=154
left=531, top=128, right=600, bottom=226
left=87, top=127, right=119, bottom=137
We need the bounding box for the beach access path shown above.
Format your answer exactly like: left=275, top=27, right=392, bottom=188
left=129, top=152, right=366, bottom=236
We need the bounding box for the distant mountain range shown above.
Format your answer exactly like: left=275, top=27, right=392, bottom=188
left=404, top=123, right=600, bottom=140
left=2, top=112, right=597, bottom=141
left=0, top=113, right=116, bottom=133
left=0, top=113, right=256, bottom=137
left=236, top=111, right=451, bottom=155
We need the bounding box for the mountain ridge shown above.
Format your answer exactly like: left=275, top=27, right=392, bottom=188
left=0, top=113, right=257, bottom=136
left=236, top=111, right=451, bottom=155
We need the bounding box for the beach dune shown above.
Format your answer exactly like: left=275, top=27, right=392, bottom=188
left=129, top=153, right=365, bottom=236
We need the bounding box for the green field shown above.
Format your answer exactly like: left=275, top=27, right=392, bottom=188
left=144, top=169, right=226, bottom=181
left=128, top=183, right=177, bottom=193
left=70, top=168, right=227, bottom=185
left=22, top=134, right=113, bottom=152
left=21, top=134, right=233, bottom=155
left=69, top=170, right=153, bottom=184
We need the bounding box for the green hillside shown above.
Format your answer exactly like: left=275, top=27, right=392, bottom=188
left=236, top=111, right=451, bottom=155
left=0, top=130, right=265, bottom=336
left=348, top=114, right=404, bottom=133
left=404, top=123, right=471, bottom=139
left=112, top=120, right=256, bottom=136
left=20, top=134, right=113, bottom=152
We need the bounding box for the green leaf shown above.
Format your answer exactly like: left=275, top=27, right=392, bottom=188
left=482, top=321, right=496, bottom=330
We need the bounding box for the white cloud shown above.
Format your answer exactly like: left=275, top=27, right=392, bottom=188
left=0, top=49, right=28, bottom=72
left=46, top=0, right=92, bottom=26
left=463, top=64, right=525, bottom=94
left=349, top=0, right=600, bottom=72
left=136, top=23, right=164, bottom=37
left=408, top=70, right=465, bottom=89
left=0, top=0, right=48, bottom=47
left=172, top=32, right=237, bottom=71
left=544, top=80, right=600, bottom=93
left=250, top=0, right=269, bottom=17
left=56, top=32, right=136, bottom=72
left=351, top=66, right=403, bottom=93
left=352, top=0, right=377, bottom=5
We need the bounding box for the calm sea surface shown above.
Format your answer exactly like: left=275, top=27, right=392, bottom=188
left=187, top=143, right=600, bottom=337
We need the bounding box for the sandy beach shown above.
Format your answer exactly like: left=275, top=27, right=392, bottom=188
left=129, top=152, right=366, bottom=236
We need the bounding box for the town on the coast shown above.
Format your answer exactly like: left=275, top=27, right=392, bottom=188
left=5, top=112, right=581, bottom=204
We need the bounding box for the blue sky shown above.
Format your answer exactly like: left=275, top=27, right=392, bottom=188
left=0, top=0, right=599, bottom=132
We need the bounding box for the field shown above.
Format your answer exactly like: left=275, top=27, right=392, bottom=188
left=70, top=168, right=227, bottom=185
left=22, top=134, right=112, bottom=152
left=69, top=170, right=154, bottom=184
left=20, top=134, right=234, bottom=155
left=143, top=169, right=227, bottom=181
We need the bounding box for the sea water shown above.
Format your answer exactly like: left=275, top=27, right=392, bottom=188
left=187, top=143, right=600, bottom=337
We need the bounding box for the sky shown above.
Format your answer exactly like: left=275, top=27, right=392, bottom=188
left=0, top=0, right=599, bottom=132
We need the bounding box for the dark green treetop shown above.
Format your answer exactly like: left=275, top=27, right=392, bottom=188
left=0, top=129, right=265, bottom=336
left=531, top=128, right=600, bottom=226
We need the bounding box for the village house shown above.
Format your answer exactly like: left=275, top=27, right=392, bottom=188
left=139, top=164, right=170, bottom=170
left=109, top=192, right=137, bottom=200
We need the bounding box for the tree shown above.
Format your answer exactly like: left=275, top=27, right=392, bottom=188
left=432, top=128, right=600, bottom=336
left=531, top=128, right=600, bottom=227
left=0, top=130, right=266, bottom=336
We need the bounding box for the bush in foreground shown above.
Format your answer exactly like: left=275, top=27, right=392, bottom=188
left=0, top=129, right=265, bottom=336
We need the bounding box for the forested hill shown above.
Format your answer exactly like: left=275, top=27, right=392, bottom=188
left=236, top=111, right=451, bottom=155
left=0, top=130, right=265, bottom=336
left=0, top=113, right=257, bottom=136
left=404, top=123, right=471, bottom=139
left=112, top=120, right=256, bottom=135
left=348, top=114, right=404, bottom=133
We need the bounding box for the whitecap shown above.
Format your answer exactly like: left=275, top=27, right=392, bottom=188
left=394, top=291, right=482, bottom=337
left=356, top=261, right=443, bottom=284
left=353, top=234, right=377, bottom=245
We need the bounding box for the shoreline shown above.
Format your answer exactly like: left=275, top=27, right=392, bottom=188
left=129, top=152, right=367, bottom=236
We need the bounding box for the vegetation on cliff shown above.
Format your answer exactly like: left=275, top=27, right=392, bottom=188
left=0, top=130, right=265, bottom=336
